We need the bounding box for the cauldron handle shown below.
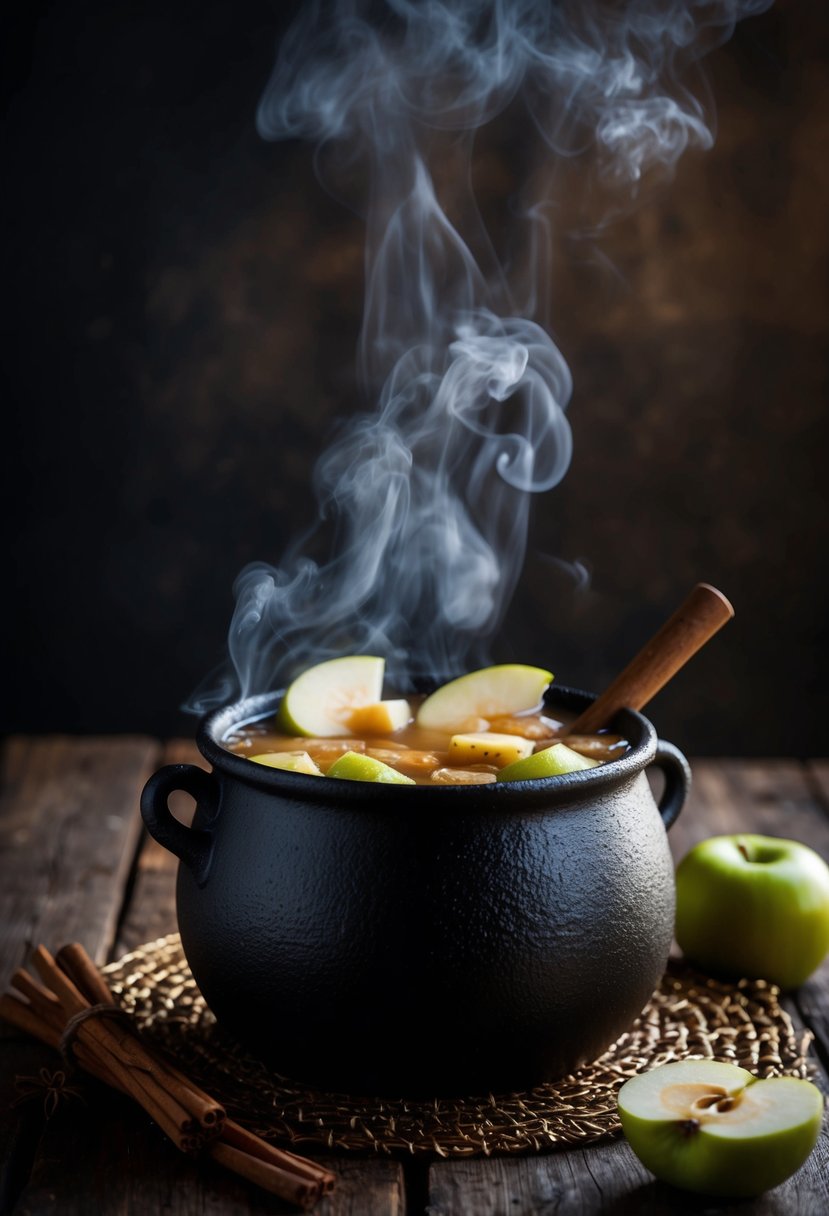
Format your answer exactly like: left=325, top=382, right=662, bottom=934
left=648, top=740, right=691, bottom=831
left=140, top=764, right=218, bottom=885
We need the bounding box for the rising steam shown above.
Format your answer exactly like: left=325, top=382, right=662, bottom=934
left=187, top=0, right=771, bottom=711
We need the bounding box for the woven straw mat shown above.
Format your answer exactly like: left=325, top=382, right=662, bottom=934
left=102, top=934, right=813, bottom=1158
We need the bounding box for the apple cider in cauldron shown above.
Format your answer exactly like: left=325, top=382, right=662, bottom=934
left=224, top=656, right=629, bottom=783
left=143, top=651, right=690, bottom=1095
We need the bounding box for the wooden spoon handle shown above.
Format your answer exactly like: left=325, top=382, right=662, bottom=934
left=563, top=583, right=734, bottom=736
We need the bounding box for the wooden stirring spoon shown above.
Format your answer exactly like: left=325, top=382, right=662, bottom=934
left=562, top=583, right=735, bottom=737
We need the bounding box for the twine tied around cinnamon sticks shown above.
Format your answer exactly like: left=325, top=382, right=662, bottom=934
left=0, top=943, right=336, bottom=1210
left=58, top=1002, right=136, bottom=1066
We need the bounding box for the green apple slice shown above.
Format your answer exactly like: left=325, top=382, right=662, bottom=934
left=326, top=751, right=416, bottom=785
left=249, top=751, right=322, bottom=775
left=618, top=1059, right=823, bottom=1198
left=278, top=656, right=385, bottom=737
left=416, top=665, right=553, bottom=731
left=448, top=732, right=534, bottom=768
left=496, top=742, right=601, bottom=782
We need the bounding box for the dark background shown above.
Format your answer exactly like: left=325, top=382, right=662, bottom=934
left=3, top=1, right=827, bottom=754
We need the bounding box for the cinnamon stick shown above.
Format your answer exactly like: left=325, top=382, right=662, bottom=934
left=2, top=989, right=123, bottom=1084
left=563, top=582, right=734, bottom=736
left=55, top=943, right=119, bottom=1005
left=55, top=943, right=225, bottom=1131
left=29, top=946, right=204, bottom=1150
left=209, top=1141, right=322, bottom=1209
left=0, top=992, right=62, bottom=1049
left=1, top=945, right=337, bottom=1207
left=0, top=991, right=204, bottom=1152
left=10, top=969, right=64, bottom=1021
left=222, top=1119, right=336, bottom=1192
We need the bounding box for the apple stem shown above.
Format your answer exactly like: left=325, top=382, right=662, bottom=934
left=737, top=841, right=751, bottom=862
left=678, top=1119, right=701, bottom=1137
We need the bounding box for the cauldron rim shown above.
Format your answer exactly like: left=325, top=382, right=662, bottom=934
left=195, top=683, right=658, bottom=803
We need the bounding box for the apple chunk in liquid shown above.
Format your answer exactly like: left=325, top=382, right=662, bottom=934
left=228, top=660, right=628, bottom=784
left=230, top=700, right=626, bottom=783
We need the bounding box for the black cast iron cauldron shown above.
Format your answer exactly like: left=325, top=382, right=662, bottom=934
left=141, top=685, right=690, bottom=1097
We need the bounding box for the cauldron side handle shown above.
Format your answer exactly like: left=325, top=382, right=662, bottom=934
left=140, top=764, right=219, bottom=886
left=648, top=741, right=691, bottom=831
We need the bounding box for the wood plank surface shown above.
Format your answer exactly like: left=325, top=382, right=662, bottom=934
left=0, top=737, right=161, bottom=1215
left=0, top=737, right=406, bottom=1216
left=113, top=739, right=200, bottom=956
left=802, top=762, right=829, bottom=1073
left=806, top=760, right=829, bottom=806
left=428, top=759, right=829, bottom=1215
left=0, top=736, right=160, bottom=988
left=429, top=1133, right=829, bottom=1215
left=11, top=1091, right=404, bottom=1216
left=3, top=744, right=829, bottom=1215
left=667, top=758, right=829, bottom=862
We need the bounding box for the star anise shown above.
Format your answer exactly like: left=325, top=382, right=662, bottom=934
left=13, top=1068, right=87, bottom=1119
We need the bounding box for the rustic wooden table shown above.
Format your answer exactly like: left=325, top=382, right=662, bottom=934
left=1, top=738, right=828, bottom=1215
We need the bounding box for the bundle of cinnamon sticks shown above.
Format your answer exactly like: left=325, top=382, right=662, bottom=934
left=0, top=943, right=335, bottom=1210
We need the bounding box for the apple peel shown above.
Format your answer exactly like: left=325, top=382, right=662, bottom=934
left=326, top=750, right=416, bottom=785
left=448, top=732, right=534, bottom=768
left=416, top=665, right=553, bottom=731
left=278, top=655, right=386, bottom=737
left=249, top=751, right=322, bottom=775
left=497, top=741, right=600, bottom=782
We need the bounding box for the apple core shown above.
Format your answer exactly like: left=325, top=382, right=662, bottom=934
left=618, top=1060, right=823, bottom=1197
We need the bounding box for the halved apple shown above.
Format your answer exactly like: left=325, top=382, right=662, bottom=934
left=416, top=665, right=553, bottom=731
left=278, top=656, right=385, bottom=737
left=496, top=741, right=600, bottom=782
left=326, top=751, right=416, bottom=785
left=249, top=751, right=322, bottom=775
left=618, top=1059, right=823, bottom=1197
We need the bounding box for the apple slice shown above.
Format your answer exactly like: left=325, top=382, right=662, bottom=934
left=416, top=665, right=553, bottom=731
left=618, top=1059, right=823, bottom=1198
left=496, top=742, right=601, bottom=782
left=448, top=732, right=534, bottom=768
left=326, top=751, right=416, bottom=785
left=348, top=700, right=412, bottom=735
left=278, top=656, right=385, bottom=737
left=249, top=751, right=322, bottom=775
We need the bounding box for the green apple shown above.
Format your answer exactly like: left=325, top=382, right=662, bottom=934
left=249, top=751, right=322, bottom=775
left=496, top=741, right=601, bottom=782
left=278, top=655, right=385, bottom=737
left=416, top=665, right=553, bottom=731
left=326, top=751, right=416, bottom=785
left=618, top=1059, right=823, bottom=1197
left=675, top=834, right=829, bottom=989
